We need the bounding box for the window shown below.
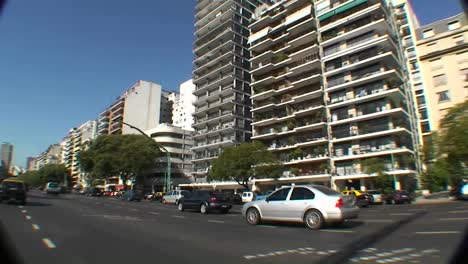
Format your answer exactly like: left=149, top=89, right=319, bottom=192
left=457, top=51, right=468, bottom=63
left=448, top=20, right=461, bottom=31
left=453, top=35, right=464, bottom=45
left=461, top=68, right=468, bottom=81
left=430, top=58, right=443, bottom=71
left=290, top=187, right=315, bottom=200
left=437, top=90, right=450, bottom=102
left=433, top=74, right=447, bottom=87
left=268, top=188, right=291, bottom=201
left=422, top=29, right=434, bottom=39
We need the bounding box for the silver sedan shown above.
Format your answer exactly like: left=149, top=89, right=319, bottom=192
left=241, top=185, right=359, bottom=230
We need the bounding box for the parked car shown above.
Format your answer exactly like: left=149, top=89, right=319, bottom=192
left=384, top=190, right=412, bottom=204
left=242, top=185, right=359, bottom=230
left=178, top=190, right=232, bottom=214
left=241, top=192, right=254, bottom=203
left=341, top=190, right=372, bottom=207
left=122, top=190, right=143, bottom=202
left=86, top=187, right=103, bottom=197
left=366, top=190, right=383, bottom=204
left=255, top=190, right=274, bottom=201
left=162, top=190, right=190, bottom=205
left=45, top=182, right=61, bottom=195
left=0, top=179, right=27, bottom=205
left=451, top=182, right=468, bottom=200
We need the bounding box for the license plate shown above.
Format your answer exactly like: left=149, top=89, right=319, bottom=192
left=222, top=205, right=228, bottom=208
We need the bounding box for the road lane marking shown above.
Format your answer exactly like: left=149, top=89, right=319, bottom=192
left=448, top=210, right=468, bottom=214
left=415, top=231, right=460, bottom=235
left=42, top=238, right=56, bottom=249
left=171, top=215, right=185, bottom=219
left=320, top=229, right=355, bottom=233
left=389, top=213, right=413, bottom=216
left=131, top=208, right=139, bottom=212
left=18, top=206, right=24, bottom=209
left=25, top=215, right=32, bottom=220
left=149, top=212, right=160, bottom=215
left=362, top=219, right=394, bottom=223
left=32, top=224, right=40, bottom=230
left=21, top=210, right=27, bottom=214
left=258, top=225, right=276, bottom=228
left=439, top=217, right=468, bottom=221
left=208, top=220, right=224, bottom=223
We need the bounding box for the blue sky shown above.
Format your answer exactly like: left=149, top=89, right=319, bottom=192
left=0, top=0, right=463, bottom=168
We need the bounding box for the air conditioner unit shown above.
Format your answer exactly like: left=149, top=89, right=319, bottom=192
left=343, top=61, right=349, bottom=66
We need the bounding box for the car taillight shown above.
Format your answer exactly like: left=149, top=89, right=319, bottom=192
left=208, top=197, right=217, bottom=202
left=335, top=198, right=344, bottom=208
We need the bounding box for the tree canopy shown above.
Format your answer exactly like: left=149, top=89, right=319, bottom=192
left=17, top=164, right=71, bottom=187
left=78, top=134, right=162, bottom=190
left=209, top=141, right=283, bottom=189
left=361, top=157, right=393, bottom=193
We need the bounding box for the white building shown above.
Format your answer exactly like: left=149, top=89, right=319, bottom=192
left=172, top=79, right=196, bottom=130
left=98, top=80, right=172, bottom=135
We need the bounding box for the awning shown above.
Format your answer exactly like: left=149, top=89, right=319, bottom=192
left=335, top=0, right=368, bottom=15
left=318, top=10, right=335, bottom=21
left=285, top=5, right=312, bottom=25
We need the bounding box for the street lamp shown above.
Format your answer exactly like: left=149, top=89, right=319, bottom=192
left=113, top=121, right=171, bottom=193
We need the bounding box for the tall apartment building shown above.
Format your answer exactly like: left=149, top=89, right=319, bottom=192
left=0, top=142, right=14, bottom=171
left=191, top=0, right=267, bottom=180
left=172, top=79, right=196, bottom=130
left=98, top=80, right=172, bottom=135
left=60, top=120, right=97, bottom=187
left=36, top=144, right=61, bottom=169
left=145, top=124, right=194, bottom=190
left=249, top=0, right=419, bottom=191
left=415, top=13, right=468, bottom=143
left=26, top=157, right=37, bottom=171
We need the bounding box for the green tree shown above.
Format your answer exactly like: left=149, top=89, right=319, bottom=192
left=439, top=100, right=468, bottom=168
left=361, top=157, right=393, bottom=193
left=209, top=141, right=283, bottom=190
left=17, top=170, right=42, bottom=187
left=78, top=135, right=162, bottom=190
left=37, top=164, right=71, bottom=187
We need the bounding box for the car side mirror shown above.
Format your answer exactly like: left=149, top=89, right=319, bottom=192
left=265, top=197, right=270, bottom=202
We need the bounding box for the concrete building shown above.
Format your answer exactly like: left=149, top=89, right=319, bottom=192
left=145, top=124, right=194, bottom=191
left=191, top=0, right=267, bottom=181
left=26, top=157, right=37, bottom=171
left=415, top=13, right=468, bottom=143
left=172, top=79, right=196, bottom=130
left=247, top=0, right=419, bottom=191
left=98, top=80, right=172, bottom=135
left=60, top=120, right=98, bottom=187
left=36, top=144, right=61, bottom=169
left=0, top=142, right=14, bottom=171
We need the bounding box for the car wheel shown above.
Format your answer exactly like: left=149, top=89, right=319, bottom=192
left=175, top=199, right=179, bottom=206
left=304, top=209, right=323, bottom=230
left=178, top=202, right=184, bottom=212
left=162, top=199, right=166, bottom=204
left=246, top=208, right=261, bottom=225
left=200, top=203, right=208, bottom=214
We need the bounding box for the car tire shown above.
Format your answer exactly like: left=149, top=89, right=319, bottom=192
left=178, top=202, right=184, bottom=212
left=200, top=203, right=208, bottom=214
left=246, top=208, right=261, bottom=225
left=175, top=199, right=179, bottom=206
left=162, top=199, right=166, bottom=204
left=304, top=209, right=323, bottom=230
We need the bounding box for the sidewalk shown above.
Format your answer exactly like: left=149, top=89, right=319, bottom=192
left=412, top=196, right=455, bottom=205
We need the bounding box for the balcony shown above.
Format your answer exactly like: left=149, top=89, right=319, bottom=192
left=194, top=84, right=234, bottom=106
left=250, top=31, right=291, bottom=54
left=329, top=87, right=404, bottom=109
left=326, top=66, right=402, bottom=92
left=195, top=6, right=235, bottom=37
left=194, top=49, right=234, bottom=75
left=320, top=1, right=381, bottom=30
left=191, top=137, right=236, bottom=150
left=332, top=146, right=413, bottom=161
left=194, top=26, right=235, bottom=56
left=194, top=61, right=235, bottom=83
left=332, top=125, right=410, bottom=143
left=267, top=137, right=328, bottom=151
left=325, top=49, right=397, bottom=76
left=194, top=73, right=235, bottom=95
left=330, top=107, right=407, bottom=126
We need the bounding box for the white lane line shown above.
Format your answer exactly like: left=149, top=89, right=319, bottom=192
left=389, top=213, right=413, bottom=216
left=415, top=231, right=460, bottom=235
left=42, top=238, right=56, bottom=249
left=439, top=217, right=468, bottom=221
left=363, top=219, right=394, bottom=223
left=21, top=210, right=27, bottom=214
left=208, top=220, right=224, bottom=224
left=171, top=215, right=185, bottom=219
left=448, top=210, right=468, bottom=214
left=25, top=215, right=32, bottom=220
left=18, top=206, right=24, bottom=209
left=32, top=224, right=40, bottom=230
left=148, top=211, right=160, bottom=215
left=131, top=208, right=139, bottom=212
left=320, top=229, right=355, bottom=233
left=258, top=225, right=276, bottom=228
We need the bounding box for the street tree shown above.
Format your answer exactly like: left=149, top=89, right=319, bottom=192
left=37, top=164, right=72, bottom=187
left=209, top=141, right=283, bottom=190
left=17, top=170, right=42, bottom=187
left=361, top=157, right=393, bottom=193
left=78, top=134, right=162, bottom=190
left=439, top=100, right=468, bottom=167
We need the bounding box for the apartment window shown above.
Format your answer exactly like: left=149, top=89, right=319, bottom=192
left=448, top=20, right=461, bottom=31
left=461, top=68, right=468, bottom=81
left=453, top=35, right=464, bottom=45
left=421, top=122, right=431, bottom=133
left=422, top=29, right=434, bottom=39
left=409, top=60, right=419, bottom=71
left=433, top=74, right=447, bottom=87
left=430, top=58, right=443, bottom=71
left=456, top=51, right=468, bottom=63
left=437, top=90, right=450, bottom=103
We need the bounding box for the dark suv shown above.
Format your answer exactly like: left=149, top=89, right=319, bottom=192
left=0, top=180, right=26, bottom=205
left=384, top=190, right=412, bottom=204
left=178, top=190, right=232, bottom=214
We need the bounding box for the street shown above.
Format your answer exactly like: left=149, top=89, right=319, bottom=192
left=1, top=190, right=467, bottom=264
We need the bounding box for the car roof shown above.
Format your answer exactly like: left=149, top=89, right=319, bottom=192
left=3, top=179, right=24, bottom=183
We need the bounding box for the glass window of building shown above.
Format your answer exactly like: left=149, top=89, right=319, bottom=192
left=453, top=35, right=464, bottom=45
left=437, top=90, right=450, bottom=103
left=433, top=74, right=447, bottom=87
left=461, top=68, right=468, bottom=81
left=448, top=20, right=461, bottom=31
left=422, top=29, right=434, bottom=39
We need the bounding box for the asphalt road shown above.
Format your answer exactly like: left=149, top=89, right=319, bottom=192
left=1, top=190, right=467, bottom=264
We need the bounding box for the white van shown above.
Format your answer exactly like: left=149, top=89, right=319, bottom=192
left=241, top=192, right=254, bottom=203
left=45, top=182, right=61, bottom=195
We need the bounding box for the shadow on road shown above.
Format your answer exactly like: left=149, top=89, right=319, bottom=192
left=25, top=201, right=52, bottom=207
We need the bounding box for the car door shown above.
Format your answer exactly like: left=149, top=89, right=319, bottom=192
left=285, top=187, right=316, bottom=220
left=261, top=188, right=291, bottom=220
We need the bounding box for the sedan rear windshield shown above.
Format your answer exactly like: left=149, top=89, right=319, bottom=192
left=313, top=185, right=340, bottom=195
left=48, top=183, right=59, bottom=188
left=4, top=182, right=24, bottom=189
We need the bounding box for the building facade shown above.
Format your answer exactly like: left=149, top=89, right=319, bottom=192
left=415, top=13, right=468, bottom=143
left=36, top=144, right=61, bottom=170
left=26, top=157, right=37, bottom=171
left=0, top=142, right=14, bottom=171
left=145, top=124, right=194, bottom=190
left=172, top=79, right=196, bottom=130
left=98, top=80, right=171, bottom=135
left=191, top=0, right=267, bottom=181
left=248, top=0, right=419, bottom=191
